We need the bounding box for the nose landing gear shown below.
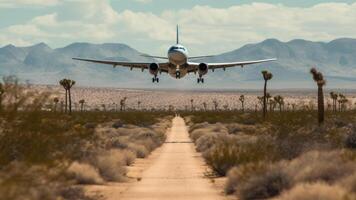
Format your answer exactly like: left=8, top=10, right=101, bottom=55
left=152, top=76, right=159, bottom=83
left=175, top=71, right=181, bottom=79
left=197, top=76, right=204, bottom=84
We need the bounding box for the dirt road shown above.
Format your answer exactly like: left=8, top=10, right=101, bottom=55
left=117, top=116, right=225, bottom=200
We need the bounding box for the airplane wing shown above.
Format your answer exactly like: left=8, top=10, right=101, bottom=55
left=72, top=58, right=169, bottom=72
left=188, top=58, right=277, bottom=71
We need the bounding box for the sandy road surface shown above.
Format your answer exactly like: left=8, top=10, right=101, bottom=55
left=117, top=116, right=225, bottom=200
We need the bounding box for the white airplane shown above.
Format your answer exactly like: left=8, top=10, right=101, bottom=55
left=73, top=26, right=276, bottom=83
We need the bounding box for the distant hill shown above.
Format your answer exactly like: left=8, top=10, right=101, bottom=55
left=1, top=38, right=356, bottom=89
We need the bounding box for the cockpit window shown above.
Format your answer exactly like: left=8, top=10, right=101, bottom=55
left=170, top=46, right=186, bottom=51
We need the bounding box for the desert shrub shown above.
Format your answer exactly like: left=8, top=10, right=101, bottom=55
left=274, top=182, right=351, bottom=200
left=66, top=162, right=103, bottom=184
left=237, top=164, right=291, bottom=200
left=340, top=172, right=356, bottom=194
left=285, top=150, right=355, bottom=184
left=128, top=143, right=149, bottom=158
left=93, top=150, right=127, bottom=182
left=345, top=129, right=356, bottom=149
left=196, top=132, right=225, bottom=152
left=225, top=163, right=266, bottom=195
left=204, top=137, right=276, bottom=176
left=59, top=187, right=94, bottom=200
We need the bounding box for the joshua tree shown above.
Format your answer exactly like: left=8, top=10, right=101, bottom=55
left=190, top=99, right=194, bottom=111
left=239, top=95, right=245, bottom=112
left=338, top=94, right=348, bottom=111
left=67, top=79, right=75, bottom=113
left=269, top=99, right=276, bottom=112
left=59, top=78, right=76, bottom=114
left=203, top=102, right=207, bottom=111
left=59, top=79, right=68, bottom=113
left=262, top=70, right=273, bottom=118
left=330, top=92, right=338, bottom=112
left=274, top=95, right=284, bottom=112
left=120, top=97, right=127, bottom=111
left=213, top=100, right=218, bottom=111
left=310, top=68, right=326, bottom=125
left=53, top=97, right=59, bottom=112
left=79, top=99, right=85, bottom=112
left=0, top=83, right=5, bottom=111
left=257, top=96, right=264, bottom=111
left=137, top=100, right=141, bottom=110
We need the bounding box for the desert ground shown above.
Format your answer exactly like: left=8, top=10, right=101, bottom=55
left=34, top=85, right=356, bottom=111
left=1, top=81, right=356, bottom=200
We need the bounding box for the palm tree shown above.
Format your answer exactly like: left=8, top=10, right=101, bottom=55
left=239, top=95, right=245, bottom=112
left=190, top=99, right=194, bottom=111
left=274, top=95, right=284, bottom=112
left=59, top=79, right=68, bottom=113
left=262, top=70, right=273, bottom=118
left=330, top=92, right=338, bottom=112
left=310, top=68, right=326, bottom=125
left=0, top=83, right=5, bottom=112
left=79, top=99, right=85, bottom=112
left=53, top=97, right=59, bottom=112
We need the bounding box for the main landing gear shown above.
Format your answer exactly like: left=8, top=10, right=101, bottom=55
left=197, top=77, right=204, bottom=84
left=152, top=76, right=159, bottom=83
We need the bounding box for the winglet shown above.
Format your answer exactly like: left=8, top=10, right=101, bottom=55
left=176, top=25, right=179, bottom=44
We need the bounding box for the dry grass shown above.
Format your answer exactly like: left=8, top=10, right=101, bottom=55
left=0, top=77, right=172, bottom=199
left=185, top=110, right=356, bottom=199
left=66, top=162, right=103, bottom=184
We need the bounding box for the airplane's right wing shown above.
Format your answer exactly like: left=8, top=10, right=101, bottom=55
left=72, top=58, right=170, bottom=72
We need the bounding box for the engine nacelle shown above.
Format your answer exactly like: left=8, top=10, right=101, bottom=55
left=198, top=63, right=208, bottom=76
left=149, top=63, right=159, bottom=75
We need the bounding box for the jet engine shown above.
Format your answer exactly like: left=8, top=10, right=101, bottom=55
left=197, top=63, right=208, bottom=83
left=198, top=63, right=208, bottom=76
left=149, top=63, right=159, bottom=75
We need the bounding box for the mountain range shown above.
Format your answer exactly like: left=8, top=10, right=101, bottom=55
left=1, top=38, right=356, bottom=89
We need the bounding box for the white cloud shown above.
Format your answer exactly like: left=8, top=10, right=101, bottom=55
left=0, top=2, right=355, bottom=55
left=0, top=0, right=60, bottom=7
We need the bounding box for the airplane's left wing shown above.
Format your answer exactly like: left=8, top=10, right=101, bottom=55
left=188, top=58, right=276, bottom=71
left=72, top=58, right=169, bottom=72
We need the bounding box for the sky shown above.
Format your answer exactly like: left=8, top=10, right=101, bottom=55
left=0, top=0, right=355, bottom=55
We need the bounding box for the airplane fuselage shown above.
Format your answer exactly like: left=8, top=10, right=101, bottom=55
left=167, top=44, right=189, bottom=79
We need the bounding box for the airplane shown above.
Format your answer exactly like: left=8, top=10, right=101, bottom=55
left=73, top=26, right=276, bottom=84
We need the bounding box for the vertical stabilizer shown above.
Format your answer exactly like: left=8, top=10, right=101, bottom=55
left=176, top=25, right=179, bottom=44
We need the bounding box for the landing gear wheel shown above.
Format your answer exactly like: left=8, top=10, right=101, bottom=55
left=197, top=77, right=204, bottom=84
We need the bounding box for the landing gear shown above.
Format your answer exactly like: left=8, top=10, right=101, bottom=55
left=175, top=71, right=181, bottom=79
left=197, top=77, right=204, bottom=84
left=152, top=76, right=159, bottom=83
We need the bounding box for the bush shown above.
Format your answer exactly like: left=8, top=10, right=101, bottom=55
left=238, top=164, right=291, bottom=200
left=93, top=150, right=127, bottom=182
left=67, top=162, right=103, bottom=184
left=285, top=150, right=355, bottom=184
left=345, top=129, right=356, bottom=149
left=204, top=137, right=276, bottom=176
left=274, top=183, right=351, bottom=200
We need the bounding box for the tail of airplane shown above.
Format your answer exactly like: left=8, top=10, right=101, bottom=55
left=176, top=25, right=179, bottom=44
